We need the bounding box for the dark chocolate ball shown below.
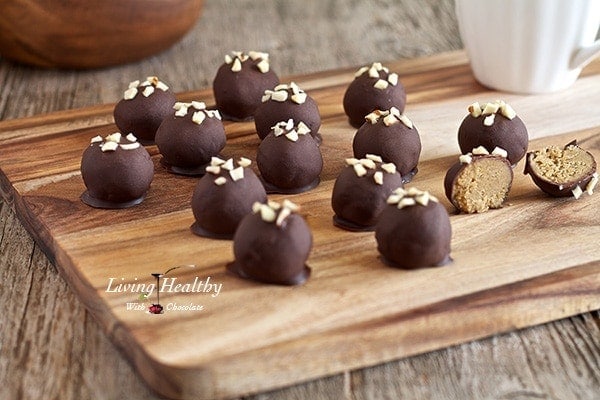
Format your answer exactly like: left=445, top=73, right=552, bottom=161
left=343, top=62, right=406, bottom=128
left=227, top=201, right=311, bottom=285
left=257, top=119, right=323, bottom=193
left=113, top=76, right=176, bottom=144
left=155, top=101, right=226, bottom=175
left=80, top=132, right=154, bottom=208
left=375, top=188, right=452, bottom=269
left=190, top=157, right=267, bottom=239
left=254, top=82, right=321, bottom=142
left=213, top=51, right=280, bottom=121
left=352, top=109, right=421, bottom=182
left=331, top=156, right=404, bottom=230
left=524, top=141, right=598, bottom=198
left=457, top=100, right=529, bottom=165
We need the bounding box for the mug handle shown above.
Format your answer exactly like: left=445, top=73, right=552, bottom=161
left=571, top=40, right=600, bottom=69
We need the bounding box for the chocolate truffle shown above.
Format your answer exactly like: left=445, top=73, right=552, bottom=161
left=113, top=76, right=177, bottom=145
left=254, top=82, right=322, bottom=142
left=352, top=108, right=421, bottom=182
left=155, top=101, right=226, bottom=175
left=257, top=119, right=323, bottom=193
left=444, top=146, right=514, bottom=213
left=191, top=157, right=267, bottom=239
left=375, top=188, right=452, bottom=269
left=458, top=100, right=529, bottom=165
left=227, top=200, right=311, bottom=285
left=343, top=62, right=406, bottom=128
left=332, top=155, right=404, bottom=231
left=213, top=51, right=280, bottom=121
left=80, top=132, right=153, bottom=209
left=524, top=141, right=598, bottom=199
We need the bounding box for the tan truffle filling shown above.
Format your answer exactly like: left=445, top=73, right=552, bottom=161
left=528, top=145, right=594, bottom=184
left=453, top=158, right=512, bottom=213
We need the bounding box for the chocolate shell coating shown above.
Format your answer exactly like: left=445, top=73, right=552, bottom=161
left=352, top=119, right=421, bottom=181
left=458, top=114, right=528, bottom=165
left=343, top=70, right=406, bottom=129
left=191, top=168, right=267, bottom=239
left=227, top=212, right=312, bottom=285
left=80, top=137, right=154, bottom=208
left=113, top=89, right=176, bottom=144
left=212, top=57, right=279, bottom=121
left=254, top=91, right=321, bottom=142
left=155, top=110, right=226, bottom=173
left=524, top=142, right=597, bottom=197
left=375, top=201, right=452, bottom=269
left=257, top=131, right=323, bottom=193
left=443, top=155, right=513, bottom=213
left=331, top=163, right=404, bottom=230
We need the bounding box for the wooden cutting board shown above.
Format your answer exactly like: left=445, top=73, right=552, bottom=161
left=1, top=51, right=599, bottom=400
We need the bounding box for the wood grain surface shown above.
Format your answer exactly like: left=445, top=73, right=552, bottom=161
left=1, top=50, right=600, bottom=399
left=1, top=1, right=599, bottom=400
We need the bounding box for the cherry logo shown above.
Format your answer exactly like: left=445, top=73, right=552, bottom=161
left=148, top=265, right=195, bottom=314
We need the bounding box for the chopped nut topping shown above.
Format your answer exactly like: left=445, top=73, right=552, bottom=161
left=297, top=121, right=311, bottom=135
left=381, top=163, right=397, bottom=174
left=368, top=66, right=380, bottom=78
left=90, top=135, right=103, bottom=144
left=459, top=154, right=473, bottom=164
left=373, top=171, right=384, bottom=185
left=286, top=130, right=299, bottom=142
left=353, top=163, right=368, bottom=177
left=270, top=90, right=288, bottom=102
left=365, top=108, right=413, bottom=128
left=224, top=54, right=233, bottom=64
left=119, top=142, right=140, bottom=150
left=175, top=105, right=188, bottom=117
left=386, top=187, right=438, bottom=209
left=468, top=102, right=482, bottom=118
left=387, top=73, right=399, bottom=86
left=205, top=165, right=221, bottom=175
left=222, top=158, right=234, bottom=171
left=229, top=166, right=245, bottom=181
left=483, top=114, right=496, bottom=126
left=256, top=59, right=270, bottom=73
left=101, top=141, right=119, bottom=152
left=345, top=158, right=360, bottom=166
left=214, top=177, right=227, bottom=186
left=248, top=50, right=268, bottom=61
left=491, top=147, right=508, bottom=158
left=586, top=173, right=598, bottom=195
left=469, top=99, right=517, bottom=122
left=106, top=132, right=122, bottom=143
left=366, top=154, right=383, bottom=163
left=258, top=203, right=276, bottom=222
left=126, top=133, right=137, bottom=142
left=231, top=58, right=242, bottom=72
left=374, top=79, right=389, bottom=90
left=238, top=157, right=252, bottom=168
left=472, top=146, right=490, bottom=155
left=191, top=101, right=206, bottom=110
left=500, top=103, right=516, bottom=119
left=572, top=185, right=583, bottom=199
left=383, top=114, right=397, bottom=126
left=123, top=87, right=138, bottom=100
left=142, top=86, right=154, bottom=97
left=155, top=81, right=169, bottom=91
left=192, top=111, right=206, bottom=125
left=211, top=157, right=225, bottom=166
left=354, top=66, right=369, bottom=77
left=128, top=80, right=140, bottom=89
left=252, top=200, right=299, bottom=226
left=291, top=92, right=307, bottom=104
left=360, top=158, right=377, bottom=169
left=271, top=119, right=308, bottom=142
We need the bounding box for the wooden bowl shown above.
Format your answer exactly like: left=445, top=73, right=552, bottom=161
left=0, top=0, right=203, bottom=69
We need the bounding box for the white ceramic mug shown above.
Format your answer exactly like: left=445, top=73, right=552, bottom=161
left=455, top=0, right=600, bottom=93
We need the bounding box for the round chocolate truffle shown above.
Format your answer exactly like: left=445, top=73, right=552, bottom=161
left=458, top=100, right=529, bottom=165
left=375, top=188, right=452, bottom=269
left=113, top=76, right=177, bottom=145
left=524, top=141, right=598, bottom=199
left=444, top=146, right=514, bottom=213
left=191, top=157, right=267, bottom=239
left=227, top=200, right=311, bottom=285
left=343, top=62, right=406, bottom=128
left=213, top=51, right=280, bottom=121
left=257, top=119, right=323, bottom=194
left=80, top=132, right=154, bottom=209
left=332, top=155, right=404, bottom=231
left=352, top=108, right=421, bottom=182
left=155, top=101, right=226, bottom=176
left=254, top=82, right=322, bottom=142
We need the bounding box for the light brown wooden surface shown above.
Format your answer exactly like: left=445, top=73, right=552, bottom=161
left=1, top=1, right=599, bottom=400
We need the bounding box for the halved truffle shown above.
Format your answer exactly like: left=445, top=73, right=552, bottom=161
left=80, top=132, right=154, bottom=209
left=227, top=200, right=311, bottom=286
left=155, top=101, right=226, bottom=176
left=213, top=51, right=280, bottom=121
left=113, top=76, right=177, bottom=145
left=257, top=119, right=323, bottom=194
left=191, top=157, right=267, bottom=239
left=352, top=108, right=421, bottom=182
left=457, top=100, right=528, bottom=165
left=343, top=62, right=406, bottom=128
left=444, top=146, right=514, bottom=213
left=524, top=141, right=598, bottom=199
left=254, top=82, right=322, bottom=142
left=331, top=155, right=403, bottom=231
left=375, top=188, right=452, bottom=270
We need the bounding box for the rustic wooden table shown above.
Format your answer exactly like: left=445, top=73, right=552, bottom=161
left=0, top=1, right=598, bottom=399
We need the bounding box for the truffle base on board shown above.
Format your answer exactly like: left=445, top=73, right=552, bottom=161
left=160, top=158, right=210, bottom=177
left=260, top=177, right=321, bottom=194
left=80, top=191, right=147, bottom=209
